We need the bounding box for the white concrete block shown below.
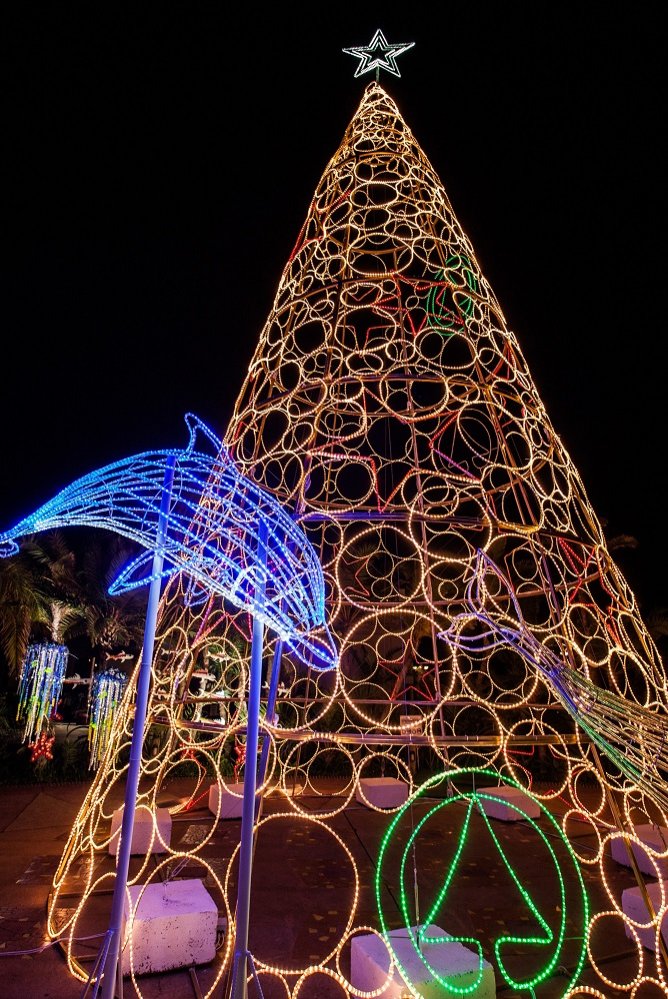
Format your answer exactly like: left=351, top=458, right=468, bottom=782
left=610, top=824, right=668, bottom=878
left=109, top=804, right=172, bottom=857
left=121, top=878, right=218, bottom=975
left=272, top=782, right=305, bottom=799
left=622, top=879, right=668, bottom=952
left=351, top=925, right=495, bottom=999
left=477, top=785, right=541, bottom=822
left=356, top=777, right=408, bottom=810
left=207, top=781, right=254, bottom=819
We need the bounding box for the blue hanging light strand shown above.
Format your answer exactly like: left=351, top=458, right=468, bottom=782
left=0, top=414, right=337, bottom=672
left=88, top=667, right=128, bottom=769
left=17, top=642, right=69, bottom=743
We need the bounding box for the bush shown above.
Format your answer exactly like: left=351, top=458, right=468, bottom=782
left=0, top=692, right=91, bottom=784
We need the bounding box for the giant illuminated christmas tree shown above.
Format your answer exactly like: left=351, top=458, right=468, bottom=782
left=45, top=42, right=668, bottom=998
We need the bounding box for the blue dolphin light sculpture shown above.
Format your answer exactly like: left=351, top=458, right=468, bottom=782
left=0, top=413, right=337, bottom=672
left=0, top=414, right=338, bottom=999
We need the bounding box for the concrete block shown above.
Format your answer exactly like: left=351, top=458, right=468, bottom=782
left=207, top=781, right=249, bottom=819
left=622, top=879, right=668, bottom=952
left=273, top=782, right=305, bottom=799
left=351, top=925, right=495, bottom=998
left=477, top=785, right=541, bottom=822
left=356, top=777, right=408, bottom=810
left=109, top=804, right=172, bottom=857
left=121, top=878, right=218, bottom=975
left=610, top=824, right=668, bottom=878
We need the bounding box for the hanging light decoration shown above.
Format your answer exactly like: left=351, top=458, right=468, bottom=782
left=88, top=667, right=128, bottom=769
left=28, top=730, right=56, bottom=764
left=17, top=642, right=69, bottom=744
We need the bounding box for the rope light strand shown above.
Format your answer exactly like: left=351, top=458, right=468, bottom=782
left=15, top=79, right=666, bottom=996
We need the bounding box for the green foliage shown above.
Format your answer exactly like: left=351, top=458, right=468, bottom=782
left=0, top=528, right=147, bottom=685
left=0, top=528, right=149, bottom=783
left=0, top=691, right=91, bottom=784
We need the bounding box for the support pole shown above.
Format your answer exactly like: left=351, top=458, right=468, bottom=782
left=91, top=455, right=176, bottom=999
left=229, top=519, right=268, bottom=999
left=256, top=638, right=283, bottom=798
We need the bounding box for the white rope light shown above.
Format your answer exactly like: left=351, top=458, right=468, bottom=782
left=34, top=81, right=668, bottom=996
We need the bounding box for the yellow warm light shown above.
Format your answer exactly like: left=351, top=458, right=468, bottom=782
left=46, top=81, right=668, bottom=997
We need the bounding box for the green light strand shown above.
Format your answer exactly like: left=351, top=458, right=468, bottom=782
left=400, top=796, right=485, bottom=995
left=375, top=767, right=589, bottom=997
left=475, top=794, right=558, bottom=989
left=426, top=257, right=478, bottom=336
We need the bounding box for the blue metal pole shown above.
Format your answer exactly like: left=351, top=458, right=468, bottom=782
left=256, top=638, right=283, bottom=801
left=229, top=519, right=267, bottom=999
left=97, top=455, right=176, bottom=999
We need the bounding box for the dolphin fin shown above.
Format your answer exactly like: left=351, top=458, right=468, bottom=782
left=108, top=549, right=182, bottom=595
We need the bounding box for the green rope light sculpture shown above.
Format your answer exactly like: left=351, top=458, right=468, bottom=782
left=375, top=766, right=589, bottom=996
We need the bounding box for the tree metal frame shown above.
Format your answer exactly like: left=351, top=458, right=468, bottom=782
left=10, top=81, right=666, bottom=996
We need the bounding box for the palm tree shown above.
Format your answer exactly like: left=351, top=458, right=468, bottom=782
left=73, top=528, right=147, bottom=667
left=0, top=530, right=84, bottom=684
left=0, top=528, right=147, bottom=688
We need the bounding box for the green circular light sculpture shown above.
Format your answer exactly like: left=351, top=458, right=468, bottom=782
left=375, top=766, right=588, bottom=996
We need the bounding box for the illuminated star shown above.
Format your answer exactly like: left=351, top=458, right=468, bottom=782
left=342, top=29, right=415, bottom=79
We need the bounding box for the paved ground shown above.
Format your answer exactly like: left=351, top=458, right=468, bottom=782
left=0, top=777, right=665, bottom=998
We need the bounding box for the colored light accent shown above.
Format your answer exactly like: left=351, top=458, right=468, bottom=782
left=17, top=642, right=68, bottom=743
left=426, top=257, right=478, bottom=335
left=376, top=767, right=589, bottom=994
left=28, top=729, right=56, bottom=763
left=88, top=667, right=128, bottom=769
left=441, top=549, right=668, bottom=812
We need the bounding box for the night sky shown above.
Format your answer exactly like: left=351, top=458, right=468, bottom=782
left=4, top=7, right=666, bottom=610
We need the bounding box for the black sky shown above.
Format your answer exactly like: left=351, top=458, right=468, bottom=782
left=4, top=6, right=666, bottom=609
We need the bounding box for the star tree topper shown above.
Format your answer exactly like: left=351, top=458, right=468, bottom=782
left=343, top=29, right=415, bottom=79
